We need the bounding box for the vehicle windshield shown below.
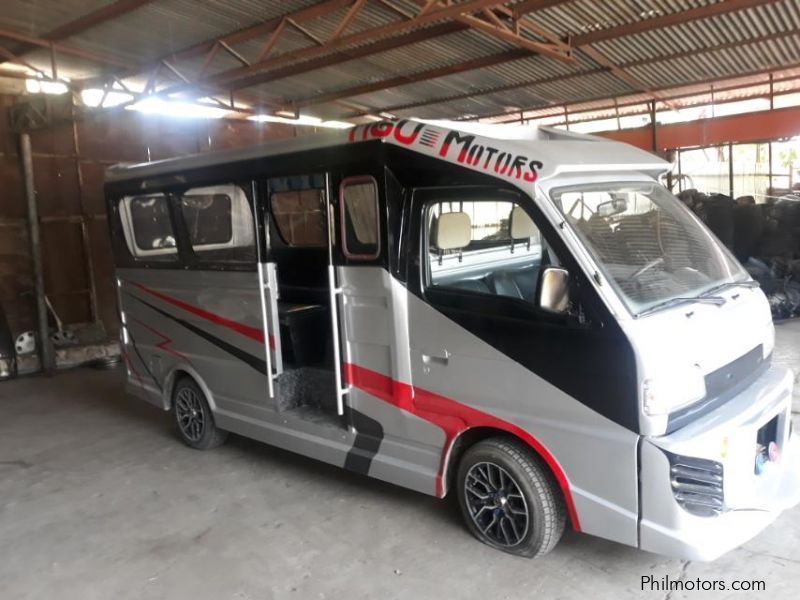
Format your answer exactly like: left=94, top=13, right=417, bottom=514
left=550, top=181, right=747, bottom=316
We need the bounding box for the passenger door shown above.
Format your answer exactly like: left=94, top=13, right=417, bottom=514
left=116, top=183, right=271, bottom=419
left=405, top=186, right=641, bottom=545
left=331, top=171, right=445, bottom=489
left=171, top=183, right=270, bottom=417
left=331, top=173, right=394, bottom=418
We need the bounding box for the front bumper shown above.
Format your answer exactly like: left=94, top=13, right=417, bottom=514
left=640, top=365, right=800, bottom=561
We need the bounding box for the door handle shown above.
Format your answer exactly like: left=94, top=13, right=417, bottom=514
left=422, top=350, right=450, bottom=366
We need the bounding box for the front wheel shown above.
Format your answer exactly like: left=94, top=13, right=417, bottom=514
left=456, top=437, right=566, bottom=558
left=173, top=377, right=228, bottom=450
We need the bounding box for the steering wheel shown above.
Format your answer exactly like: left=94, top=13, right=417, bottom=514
left=626, top=257, right=664, bottom=282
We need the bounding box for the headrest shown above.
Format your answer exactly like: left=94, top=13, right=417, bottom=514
left=510, top=206, right=536, bottom=239
left=434, top=212, right=471, bottom=250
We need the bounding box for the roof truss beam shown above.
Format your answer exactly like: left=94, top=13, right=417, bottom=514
left=513, top=0, right=574, bottom=18
left=210, top=0, right=540, bottom=89
left=456, top=10, right=572, bottom=62
left=578, top=44, right=677, bottom=110
left=0, top=0, right=153, bottom=67
left=80, top=0, right=355, bottom=87
left=408, top=0, right=573, bottom=63
left=488, top=66, right=800, bottom=125
left=0, top=27, right=132, bottom=70
left=329, top=0, right=781, bottom=117
left=207, top=21, right=470, bottom=97
left=292, top=48, right=531, bottom=108
left=345, top=28, right=799, bottom=117
left=330, top=0, right=369, bottom=41
left=43, top=0, right=154, bottom=41
left=110, top=0, right=567, bottom=103
left=573, top=0, right=780, bottom=46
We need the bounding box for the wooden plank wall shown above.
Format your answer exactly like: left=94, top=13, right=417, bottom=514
left=0, top=95, right=295, bottom=339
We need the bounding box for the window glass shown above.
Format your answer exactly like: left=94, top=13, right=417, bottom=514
left=678, top=146, right=730, bottom=196
left=731, top=143, right=769, bottom=201
left=269, top=174, right=326, bottom=247
left=179, top=184, right=255, bottom=263
left=425, top=195, right=545, bottom=303
left=342, top=177, right=379, bottom=258
left=123, top=194, right=177, bottom=260
left=552, top=182, right=746, bottom=316
left=182, top=194, right=232, bottom=245
left=771, top=140, right=800, bottom=197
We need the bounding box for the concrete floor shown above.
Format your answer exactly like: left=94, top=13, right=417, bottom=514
left=2, top=325, right=800, bottom=600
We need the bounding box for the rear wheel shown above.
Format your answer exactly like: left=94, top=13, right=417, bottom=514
left=456, top=436, right=566, bottom=558
left=173, top=377, right=227, bottom=450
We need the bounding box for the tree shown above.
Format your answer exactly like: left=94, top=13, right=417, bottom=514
left=779, top=147, right=798, bottom=187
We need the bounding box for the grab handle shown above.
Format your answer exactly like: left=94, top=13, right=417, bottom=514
left=422, top=350, right=450, bottom=367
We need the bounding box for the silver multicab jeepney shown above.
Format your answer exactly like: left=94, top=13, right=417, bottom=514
left=106, top=119, right=800, bottom=560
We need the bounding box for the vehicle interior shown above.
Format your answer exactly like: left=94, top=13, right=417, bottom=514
left=266, top=178, right=339, bottom=427
left=427, top=203, right=553, bottom=304
left=557, top=187, right=710, bottom=305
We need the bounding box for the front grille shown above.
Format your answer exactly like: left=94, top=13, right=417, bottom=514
left=667, top=345, right=768, bottom=433
left=667, top=453, right=724, bottom=517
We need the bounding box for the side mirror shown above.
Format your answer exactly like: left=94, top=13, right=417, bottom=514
left=537, top=267, right=570, bottom=314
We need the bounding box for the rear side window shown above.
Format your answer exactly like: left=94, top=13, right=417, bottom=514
left=341, top=176, right=380, bottom=259
left=179, top=185, right=255, bottom=263
left=121, top=194, right=177, bottom=260
left=269, top=174, right=326, bottom=247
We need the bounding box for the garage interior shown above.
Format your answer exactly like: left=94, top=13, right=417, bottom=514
left=1, top=0, right=800, bottom=597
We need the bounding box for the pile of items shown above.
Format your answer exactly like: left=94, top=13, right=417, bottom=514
left=677, top=189, right=800, bottom=320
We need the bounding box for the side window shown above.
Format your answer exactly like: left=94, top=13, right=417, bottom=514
left=179, top=184, right=256, bottom=264
left=341, top=176, right=380, bottom=259
left=269, top=174, right=326, bottom=247
left=120, top=194, right=177, bottom=261
left=425, top=196, right=546, bottom=303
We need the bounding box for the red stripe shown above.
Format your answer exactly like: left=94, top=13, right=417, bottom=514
left=344, top=362, right=581, bottom=531
left=130, top=316, right=193, bottom=366
left=129, top=282, right=275, bottom=349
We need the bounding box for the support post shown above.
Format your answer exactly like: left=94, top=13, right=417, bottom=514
left=650, top=101, right=657, bottom=152
left=71, top=104, right=99, bottom=324
left=769, top=72, right=774, bottom=110
left=728, top=142, right=735, bottom=199
left=20, top=133, right=54, bottom=374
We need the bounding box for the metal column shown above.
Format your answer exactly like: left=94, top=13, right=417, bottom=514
left=20, top=133, right=54, bottom=374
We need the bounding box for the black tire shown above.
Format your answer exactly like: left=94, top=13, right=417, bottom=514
left=172, top=376, right=228, bottom=450
left=456, top=436, right=566, bottom=558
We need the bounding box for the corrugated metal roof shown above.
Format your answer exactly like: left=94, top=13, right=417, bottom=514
left=70, top=0, right=322, bottom=63
left=531, top=0, right=716, bottom=39
left=0, top=0, right=797, bottom=124
left=0, top=0, right=118, bottom=35
left=592, top=2, right=800, bottom=65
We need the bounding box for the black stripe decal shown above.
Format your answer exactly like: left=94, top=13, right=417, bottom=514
left=127, top=291, right=384, bottom=473
left=343, top=406, right=384, bottom=475
left=127, top=328, right=163, bottom=391
left=129, top=293, right=267, bottom=375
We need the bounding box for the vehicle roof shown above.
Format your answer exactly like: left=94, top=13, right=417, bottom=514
left=105, top=119, right=670, bottom=186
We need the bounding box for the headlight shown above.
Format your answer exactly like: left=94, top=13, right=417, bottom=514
left=642, top=365, right=706, bottom=416
left=763, top=321, right=775, bottom=359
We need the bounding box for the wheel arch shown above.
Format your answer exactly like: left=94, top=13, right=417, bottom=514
left=442, top=425, right=580, bottom=531
left=162, top=365, right=219, bottom=412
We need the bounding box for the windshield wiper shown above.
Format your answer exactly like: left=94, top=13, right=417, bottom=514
left=636, top=295, right=726, bottom=318
left=700, top=279, right=760, bottom=297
